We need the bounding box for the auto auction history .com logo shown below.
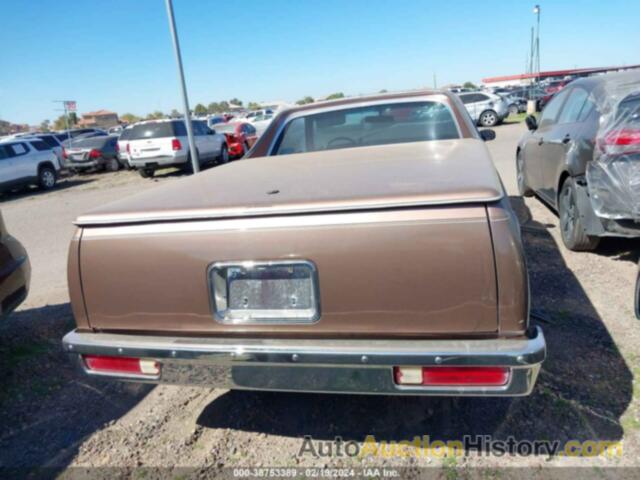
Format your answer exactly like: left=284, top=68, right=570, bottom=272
left=298, top=435, right=623, bottom=459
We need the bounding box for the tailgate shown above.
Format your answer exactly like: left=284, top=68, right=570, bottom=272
left=78, top=205, right=498, bottom=337
left=129, top=139, right=167, bottom=159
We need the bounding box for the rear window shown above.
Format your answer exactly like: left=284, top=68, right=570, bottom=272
left=128, top=121, right=186, bottom=140
left=30, top=140, right=51, bottom=151
left=617, top=94, right=640, bottom=125
left=274, top=101, right=460, bottom=155
left=71, top=137, right=110, bottom=148
left=39, top=136, right=60, bottom=148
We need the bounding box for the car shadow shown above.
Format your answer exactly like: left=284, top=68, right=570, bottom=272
left=0, top=179, right=94, bottom=204
left=0, top=302, right=152, bottom=472
left=526, top=193, right=640, bottom=265
left=197, top=196, right=632, bottom=455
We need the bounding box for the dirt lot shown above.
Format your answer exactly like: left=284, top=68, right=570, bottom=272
left=1, top=122, right=639, bottom=478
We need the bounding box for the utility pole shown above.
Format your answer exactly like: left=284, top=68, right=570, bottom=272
left=164, top=0, right=199, bottom=173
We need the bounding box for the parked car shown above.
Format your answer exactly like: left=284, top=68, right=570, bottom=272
left=517, top=71, right=640, bottom=251
left=458, top=92, right=509, bottom=126
left=116, top=125, right=135, bottom=168
left=251, top=114, right=275, bottom=137
left=0, top=138, right=60, bottom=192
left=244, top=109, right=275, bottom=124
left=538, top=80, right=573, bottom=111
left=502, top=95, right=528, bottom=115
left=0, top=212, right=30, bottom=319
left=63, top=90, right=545, bottom=397
left=214, top=122, right=258, bottom=158
left=127, top=119, right=228, bottom=178
left=13, top=134, right=65, bottom=165
left=206, top=116, right=225, bottom=128
left=58, top=128, right=107, bottom=139
left=63, top=135, right=120, bottom=172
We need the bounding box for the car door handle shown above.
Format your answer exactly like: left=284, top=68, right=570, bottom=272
left=562, top=134, right=571, bottom=144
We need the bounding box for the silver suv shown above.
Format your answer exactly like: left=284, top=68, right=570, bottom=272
left=458, top=92, right=509, bottom=127
left=127, top=119, right=228, bottom=178
left=0, top=138, right=61, bottom=192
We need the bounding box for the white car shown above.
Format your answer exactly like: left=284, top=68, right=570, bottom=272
left=457, top=92, right=509, bottom=127
left=127, top=119, right=228, bottom=178
left=251, top=114, right=275, bottom=137
left=0, top=138, right=61, bottom=192
left=244, top=109, right=274, bottom=122
left=116, top=125, right=135, bottom=168
left=10, top=134, right=65, bottom=166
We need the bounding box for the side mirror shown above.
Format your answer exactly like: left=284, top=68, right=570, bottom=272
left=525, top=115, right=538, bottom=131
left=479, top=129, right=496, bottom=141
left=635, top=265, right=639, bottom=320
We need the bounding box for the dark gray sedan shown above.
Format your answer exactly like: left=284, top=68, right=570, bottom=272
left=64, top=135, right=120, bottom=172
left=516, top=71, right=640, bottom=251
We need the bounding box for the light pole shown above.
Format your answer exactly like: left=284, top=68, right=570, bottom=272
left=164, top=0, right=199, bottom=173
left=526, top=5, right=541, bottom=114
left=533, top=5, right=541, bottom=83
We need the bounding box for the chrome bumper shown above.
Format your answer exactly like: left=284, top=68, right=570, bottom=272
left=62, top=327, right=545, bottom=396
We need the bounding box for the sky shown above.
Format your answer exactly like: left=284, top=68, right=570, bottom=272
left=1, top=0, right=639, bottom=125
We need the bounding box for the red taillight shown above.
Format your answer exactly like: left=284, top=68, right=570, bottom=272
left=394, top=366, right=510, bottom=387
left=83, top=355, right=160, bottom=376
left=115, top=143, right=120, bottom=153
left=62, top=147, right=68, bottom=159
left=88, top=149, right=101, bottom=159
left=172, top=138, right=182, bottom=151
left=599, top=128, right=640, bottom=155
left=126, top=143, right=131, bottom=154
left=225, top=133, right=237, bottom=143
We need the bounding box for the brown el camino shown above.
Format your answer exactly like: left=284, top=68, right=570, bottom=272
left=63, top=90, right=546, bottom=396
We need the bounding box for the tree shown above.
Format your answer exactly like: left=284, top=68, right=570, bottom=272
left=53, top=113, right=78, bottom=130
left=378, top=89, right=388, bottom=93
left=169, top=109, right=181, bottom=118
left=296, top=96, right=314, bottom=105
left=207, top=102, right=220, bottom=114
left=229, top=98, right=243, bottom=106
left=120, top=113, right=141, bottom=124
left=40, top=119, right=51, bottom=132
left=247, top=102, right=261, bottom=110
left=219, top=101, right=229, bottom=112
left=194, top=103, right=207, bottom=116
left=462, top=81, right=477, bottom=90
left=326, top=92, right=345, bottom=100
left=145, top=111, right=164, bottom=120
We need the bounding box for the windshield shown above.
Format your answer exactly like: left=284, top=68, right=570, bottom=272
left=274, top=101, right=459, bottom=155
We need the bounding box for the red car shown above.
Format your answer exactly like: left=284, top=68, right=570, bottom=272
left=214, top=122, right=257, bottom=159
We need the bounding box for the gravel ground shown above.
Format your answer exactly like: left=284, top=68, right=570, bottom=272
left=0, top=123, right=639, bottom=478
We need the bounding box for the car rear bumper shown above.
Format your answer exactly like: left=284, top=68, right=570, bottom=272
left=67, top=156, right=109, bottom=168
left=129, top=154, right=187, bottom=168
left=62, top=326, right=546, bottom=396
